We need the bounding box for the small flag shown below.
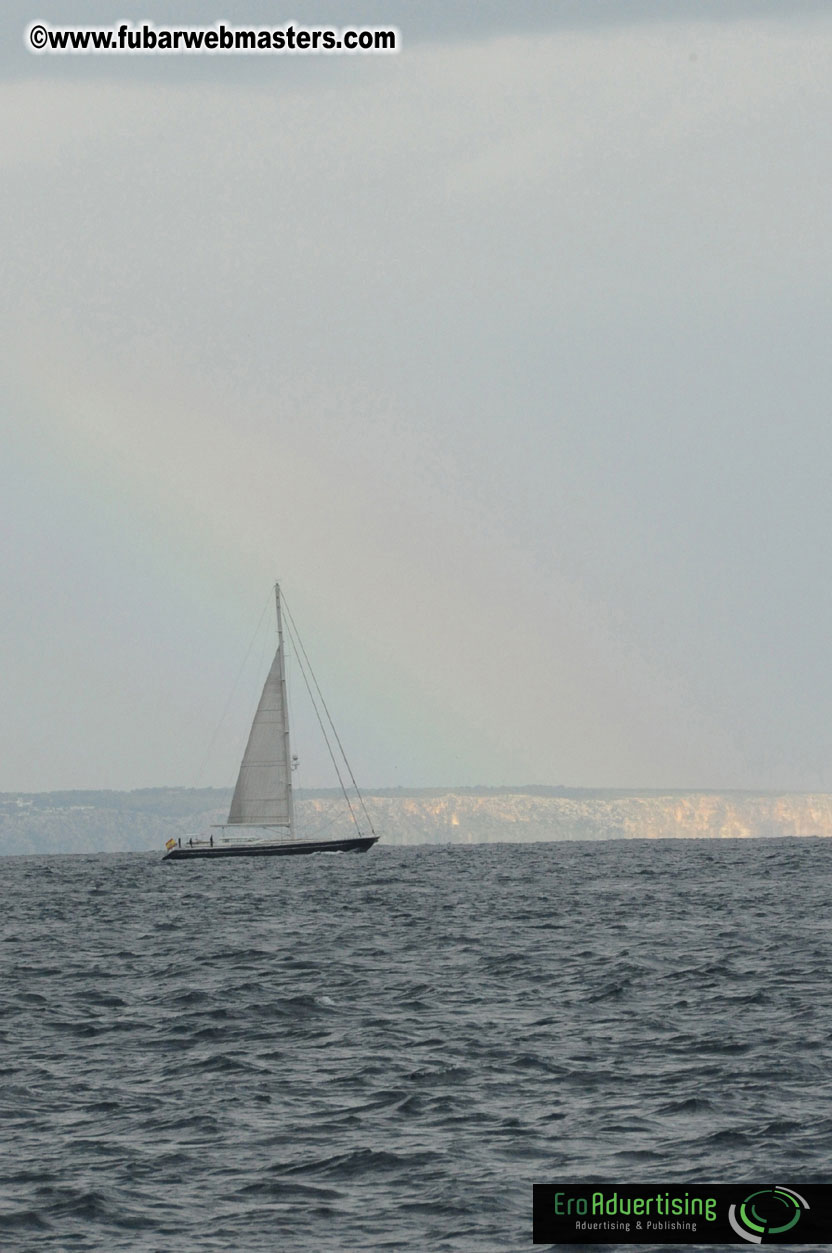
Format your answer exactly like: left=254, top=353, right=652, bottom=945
left=165, top=838, right=176, bottom=851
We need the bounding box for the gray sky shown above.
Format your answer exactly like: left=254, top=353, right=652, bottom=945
left=2, top=1, right=832, bottom=793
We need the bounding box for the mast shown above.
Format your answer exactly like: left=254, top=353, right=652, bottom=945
left=275, top=582, right=295, bottom=838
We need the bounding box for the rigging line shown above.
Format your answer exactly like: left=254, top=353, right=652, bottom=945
left=194, top=591, right=272, bottom=788
left=282, top=610, right=348, bottom=804
left=283, top=618, right=301, bottom=797
left=285, top=615, right=361, bottom=838
left=284, top=627, right=296, bottom=729
left=282, top=594, right=376, bottom=836
left=282, top=612, right=363, bottom=838
left=283, top=596, right=373, bottom=835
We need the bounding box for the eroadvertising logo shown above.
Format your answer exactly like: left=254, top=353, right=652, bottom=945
left=728, top=1188, right=808, bottom=1244
left=532, top=1183, right=832, bottom=1245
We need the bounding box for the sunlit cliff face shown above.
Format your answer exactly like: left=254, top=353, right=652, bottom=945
left=5, top=788, right=832, bottom=855
left=294, top=793, right=832, bottom=846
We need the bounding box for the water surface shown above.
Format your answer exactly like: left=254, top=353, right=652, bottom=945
left=2, top=837, right=830, bottom=1250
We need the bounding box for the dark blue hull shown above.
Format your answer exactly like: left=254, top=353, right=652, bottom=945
left=163, top=836, right=378, bottom=860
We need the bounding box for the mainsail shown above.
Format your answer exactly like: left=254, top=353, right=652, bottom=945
left=227, top=609, right=293, bottom=826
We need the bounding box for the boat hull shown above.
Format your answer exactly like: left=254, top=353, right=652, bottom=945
left=163, top=836, right=379, bottom=860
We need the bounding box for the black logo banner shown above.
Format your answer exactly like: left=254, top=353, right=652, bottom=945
left=533, top=1183, right=832, bottom=1244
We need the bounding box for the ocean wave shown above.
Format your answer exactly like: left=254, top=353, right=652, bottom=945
left=2, top=837, right=831, bottom=1249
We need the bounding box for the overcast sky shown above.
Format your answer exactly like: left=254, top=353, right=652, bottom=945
left=2, top=1, right=832, bottom=793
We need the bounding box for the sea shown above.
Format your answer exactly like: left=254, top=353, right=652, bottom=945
left=2, top=836, right=831, bottom=1252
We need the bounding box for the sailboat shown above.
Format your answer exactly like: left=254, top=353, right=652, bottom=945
left=163, top=585, right=379, bottom=860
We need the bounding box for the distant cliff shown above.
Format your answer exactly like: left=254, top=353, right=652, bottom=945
left=2, top=787, right=832, bottom=856
left=354, top=791, right=832, bottom=845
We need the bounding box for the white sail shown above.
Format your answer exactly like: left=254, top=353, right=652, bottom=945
left=227, top=644, right=292, bottom=826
